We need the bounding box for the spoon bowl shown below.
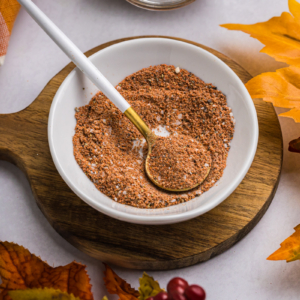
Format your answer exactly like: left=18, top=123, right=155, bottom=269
left=145, top=136, right=211, bottom=192
left=124, top=107, right=211, bottom=192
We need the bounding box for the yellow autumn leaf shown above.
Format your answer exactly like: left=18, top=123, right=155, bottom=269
left=222, top=2, right=300, bottom=262
left=9, top=288, right=80, bottom=300
left=221, top=0, right=300, bottom=123
left=268, top=224, right=300, bottom=262
left=221, top=0, right=300, bottom=65
left=138, top=273, right=164, bottom=300
left=245, top=65, right=300, bottom=122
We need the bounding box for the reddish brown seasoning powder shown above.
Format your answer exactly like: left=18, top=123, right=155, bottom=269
left=73, top=64, right=235, bottom=209
left=147, top=134, right=211, bottom=190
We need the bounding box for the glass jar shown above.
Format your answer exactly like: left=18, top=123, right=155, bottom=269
left=126, top=0, right=195, bottom=10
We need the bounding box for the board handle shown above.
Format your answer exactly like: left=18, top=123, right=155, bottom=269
left=0, top=113, right=20, bottom=163
left=0, top=106, right=43, bottom=174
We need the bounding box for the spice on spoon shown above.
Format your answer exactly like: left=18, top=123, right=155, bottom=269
left=147, top=134, right=211, bottom=190
left=73, top=64, right=235, bottom=208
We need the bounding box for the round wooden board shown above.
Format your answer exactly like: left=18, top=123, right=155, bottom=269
left=0, top=36, right=282, bottom=270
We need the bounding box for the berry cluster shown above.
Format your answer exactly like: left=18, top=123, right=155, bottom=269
left=146, top=277, right=206, bottom=300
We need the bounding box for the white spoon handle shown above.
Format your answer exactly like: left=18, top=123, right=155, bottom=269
left=17, top=0, right=130, bottom=113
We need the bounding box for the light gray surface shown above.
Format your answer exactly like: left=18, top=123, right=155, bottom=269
left=0, top=0, right=300, bottom=299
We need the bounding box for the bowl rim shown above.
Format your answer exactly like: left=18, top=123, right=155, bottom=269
left=48, top=37, right=259, bottom=225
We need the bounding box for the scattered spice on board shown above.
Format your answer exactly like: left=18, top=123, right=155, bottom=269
left=73, top=64, right=235, bottom=208
left=147, top=134, right=211, bottom=190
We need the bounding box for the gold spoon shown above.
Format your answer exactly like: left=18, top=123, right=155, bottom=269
left=125, top=108, right=211, bottom=192
left=19, top=0, right=211, bottom=192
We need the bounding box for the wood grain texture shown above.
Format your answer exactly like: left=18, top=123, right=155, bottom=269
left=0, top=36, right=283, bottom=270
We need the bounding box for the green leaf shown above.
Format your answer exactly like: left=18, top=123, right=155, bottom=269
left=9, top=288, right=81, bottom=300
left=138, top=273, right=164, bottom=300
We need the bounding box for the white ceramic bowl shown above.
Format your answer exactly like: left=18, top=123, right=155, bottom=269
left=48, top=38, right=258, bottom=225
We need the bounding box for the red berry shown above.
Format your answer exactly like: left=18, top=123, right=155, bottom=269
left=169, top=285, right=185, bottom=295
left=146, top=298, right=155, bottom=300
left=169, top=291, right=186, bottom=300
left=154, top=292, right=170, bottom=300
left=167, top=277, right=188, bottom=294
left=184, top=285, right=206, bottom=300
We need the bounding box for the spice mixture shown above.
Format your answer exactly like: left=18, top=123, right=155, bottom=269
left=147, top=134, right=211, bottom=190
left=73, top=64, right=235, bottom=208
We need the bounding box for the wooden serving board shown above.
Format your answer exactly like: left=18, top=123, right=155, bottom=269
left=0, top=36, right=282, bottom=270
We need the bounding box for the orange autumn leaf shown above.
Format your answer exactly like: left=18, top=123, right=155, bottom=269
left=221, top=0, right=300, bottom=123
left=268, top=224, right=300, bottom=262
left=245, top=65, right=300, bottom=122
left=221, top=0, right=300, bottom=65
left=0, top=242, right=93, bottom=300
left=103, top=264, right=139, bottom=300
